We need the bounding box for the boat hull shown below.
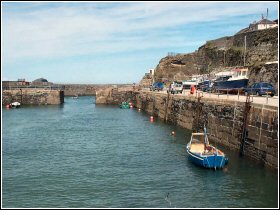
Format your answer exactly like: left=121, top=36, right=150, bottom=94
left=120, top=105, right=130, bottom=109
left=213, top=79, right=248, bottom=90
left=186, top=145, right=228, bottom=169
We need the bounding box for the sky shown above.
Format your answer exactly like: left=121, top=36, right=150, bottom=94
left=1, top=1, right=278, bottom=84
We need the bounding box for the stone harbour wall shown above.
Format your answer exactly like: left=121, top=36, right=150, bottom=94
left=96, top=86, right=137, bottom=105
left=136, top=92, right=278, bottom=170
left=96, top=90, right=278, bottom=170
left=61, top=84, right=137, bottom=96
left=2, top=89, right=64, bottom=105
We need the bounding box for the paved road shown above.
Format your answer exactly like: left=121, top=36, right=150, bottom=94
left=142, top=89, right=278, bottom=107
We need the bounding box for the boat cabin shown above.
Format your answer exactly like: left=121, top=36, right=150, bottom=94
left=228, top=68, right=248, bottom=81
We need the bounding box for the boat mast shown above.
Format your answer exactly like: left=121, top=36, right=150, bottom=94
left=204, top=125, right=207, bottom=151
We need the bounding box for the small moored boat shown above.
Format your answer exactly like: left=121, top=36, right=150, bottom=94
left=186, top=127, right=228, bottom=169
left=10, top=102, right=21, bottom=108
left=72, top=95, right=79, bottom=99
left=120, top=101, right=130, bottom=109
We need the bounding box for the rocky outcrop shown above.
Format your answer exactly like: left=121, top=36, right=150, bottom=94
left=154, top=27, right=278, bottom=83
left=139, top=73, right=153, bottom=88
left=233, top=28, right=278, bottom=66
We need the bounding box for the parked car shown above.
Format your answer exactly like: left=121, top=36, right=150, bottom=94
left=150, top=82, right=164, bottom=91
left=167, top=81, right=183, bottom=94
left=198, top=80, right=212, bottom=92
left=244, top=82, right=275, bottom=97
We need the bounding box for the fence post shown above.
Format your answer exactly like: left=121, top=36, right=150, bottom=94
left=266, top=92, right=268, bottom=104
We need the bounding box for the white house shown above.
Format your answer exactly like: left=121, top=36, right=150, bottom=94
left=249, top=18, right=278, bottom=31
left=149, top=68, right=155, bottom=76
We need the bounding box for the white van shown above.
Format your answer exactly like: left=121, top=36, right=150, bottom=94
left=167, top=81, right=183, bottom=94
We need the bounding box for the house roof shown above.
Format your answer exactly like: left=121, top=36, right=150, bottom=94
left=256, top=18, right=276, bottom=25
left=33, top=78, right=48, bottom=83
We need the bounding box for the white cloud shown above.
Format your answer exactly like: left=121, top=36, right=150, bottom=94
left=2, top=2, right=278, bottom=64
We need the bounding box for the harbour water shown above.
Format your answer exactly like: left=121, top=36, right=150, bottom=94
left=2, top=96, right=278, bottom=208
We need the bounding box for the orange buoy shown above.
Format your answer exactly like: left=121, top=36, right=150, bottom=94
left=6, top=104, right=11, bottom=109
left=130, top=105, right=133, bottom=108
left=138, top=108, right=141, bottom=112
left=150, top=116, right=154, bottom=122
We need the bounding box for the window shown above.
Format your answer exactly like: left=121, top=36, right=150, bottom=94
left=255, top=84, right=260, bottom=88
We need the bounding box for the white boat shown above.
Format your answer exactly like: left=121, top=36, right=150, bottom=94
left=212, top=68, right=249, bottom=90
left=72, top=95, right=79, bottom=99
left=10, top=102, right=21, bottom=108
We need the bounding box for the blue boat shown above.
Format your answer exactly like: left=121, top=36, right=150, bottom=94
left=186, top=127, right=228, bottom=169
left=212, top=68, right=248, bottom=91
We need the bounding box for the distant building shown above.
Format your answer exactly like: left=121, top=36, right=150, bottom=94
left=139, top=69, right=155, bottom=88
left=236, top=17, right=278, bottom=34
left=249, top=17, right=278, bottom=31
left=32, top=78, right=52, bottom=86
left=149, top=68, right=155, bottom=76
left=32, top=78, right=48, bottom=83
left=2, top=79, right=30, bottom=88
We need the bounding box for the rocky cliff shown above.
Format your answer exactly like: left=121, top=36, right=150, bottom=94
left=153, top=27, right=278, bottom=84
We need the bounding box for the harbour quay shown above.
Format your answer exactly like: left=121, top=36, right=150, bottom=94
left=2, top=87, right=64, bottom=105
left=96, top=87, right=278, bottom=170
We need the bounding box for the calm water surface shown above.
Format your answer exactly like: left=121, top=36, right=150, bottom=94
left=2, top=96, right=278, bottom=208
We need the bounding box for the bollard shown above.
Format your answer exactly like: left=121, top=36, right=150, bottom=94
left=227, top=89, right=229, bottom=99
left=238, top=89, right=240, bottom=100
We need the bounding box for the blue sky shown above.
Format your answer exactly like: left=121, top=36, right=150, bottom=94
left=2, top=1, right=278, bottom=84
